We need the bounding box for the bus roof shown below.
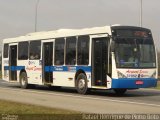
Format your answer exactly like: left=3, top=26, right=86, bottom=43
left=3, top=26, right=111, bottom=43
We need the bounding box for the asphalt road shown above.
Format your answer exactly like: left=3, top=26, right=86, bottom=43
left=0, top=80, right=160, bottom=114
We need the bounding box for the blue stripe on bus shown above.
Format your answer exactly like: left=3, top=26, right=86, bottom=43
left=4, top=66, right=10, bottom=70
left=4, top=65, right=91, bottom=72
left=4, top=66, right=25, bottom=71
left=45, top=66, right=91, bottom=72
left=111, top=78, right=157, bottom=89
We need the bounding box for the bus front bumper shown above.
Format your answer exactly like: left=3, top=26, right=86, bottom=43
left=111, top=78, right=157, bottom=89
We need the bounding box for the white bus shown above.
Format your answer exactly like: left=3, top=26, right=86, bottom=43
left=2, top=25, right=158, bottom=95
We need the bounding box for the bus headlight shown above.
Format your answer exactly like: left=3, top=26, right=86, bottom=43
left=117, top=71, right=127, bottom=78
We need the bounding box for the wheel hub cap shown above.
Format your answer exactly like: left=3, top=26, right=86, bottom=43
left=78, top=79, right=85, bottom=89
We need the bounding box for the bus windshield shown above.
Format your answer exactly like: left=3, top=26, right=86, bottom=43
left=115, top=37, right=156, bottom=68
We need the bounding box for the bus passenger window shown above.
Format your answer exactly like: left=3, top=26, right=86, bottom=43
left=77, top=36, right=89, bottom=65
left=55, top=38, right=65, bottom=65
left=18, top=42, right=29, bottom=60
left=3, top=44, right=9, bottom=58
left=29, top=41, right=41, bottom=60
left=65, top=37, right=77, bottom=65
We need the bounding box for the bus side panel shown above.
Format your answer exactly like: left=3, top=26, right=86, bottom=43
left=52, top=67, right=92, bottom=88
left=17, top=60, right=26, bottom=83
left=53, top=72, right=75, bottom=87
left=2, top=58, right=9, bottom=82
left=25, top=60, right=43, bottom=85
left=86, top=72, right=92, bottom=88
left=17, top=60, right=43, bottom=85
left=111, top=52, right=118, bottom=79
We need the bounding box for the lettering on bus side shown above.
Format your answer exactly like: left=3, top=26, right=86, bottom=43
left=126, top=70, right=148, bottom=74
left=26, top=66, right=42, bottom=71
left=127, top=74, right=138, bottom=78
left=125, top=70, right=150, bottom=78
left=54, top=66, right=63, bottom=71
left=68, top=67, right=76, bottom=72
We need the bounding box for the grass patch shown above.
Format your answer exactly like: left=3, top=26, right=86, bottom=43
left=0, top=99, right=82, bottom=120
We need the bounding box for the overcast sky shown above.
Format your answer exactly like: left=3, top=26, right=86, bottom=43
left=0, top=0, right=159, bottom=50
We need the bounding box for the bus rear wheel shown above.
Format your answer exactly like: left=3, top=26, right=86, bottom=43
left=76, top=73, right=88, bottom=94
left=20, top=72, right=29, bottom=89
left=113, top=89, right=127, bottom=95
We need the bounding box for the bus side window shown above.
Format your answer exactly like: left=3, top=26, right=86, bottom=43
left=77, top=36, right=89, bottom=65
left=29, top=41, right=41, bottom=60
left=65, top=37, right=77, bottom=65
left=54, top=38, right=65, bottom=65
left=3, top=44, right=9, bottom=58
left=18, top=42, right=29, bottom=60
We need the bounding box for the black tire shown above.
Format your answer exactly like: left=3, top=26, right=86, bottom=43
left=114, top=89, right=127, bottom=95
left=20, top=72, right=29, bottom=89
left=76, top=73, right=88, bottom=94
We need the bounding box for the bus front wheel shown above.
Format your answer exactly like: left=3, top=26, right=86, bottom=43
left=113, top=89, right=127, bottom=95
left=76, top=73, right=88, bottom=94
left=20, top=72, right=29, bottom=89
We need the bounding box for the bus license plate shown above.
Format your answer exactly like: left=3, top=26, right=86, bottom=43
left=136, top=80, right=144, bottom=85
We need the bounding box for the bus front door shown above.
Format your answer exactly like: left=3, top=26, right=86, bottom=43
left=9, top=45, right=17, bottom=81
left=42, top=42, right=53, bottom=84
left=92, top=37, right=109, bottom=86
